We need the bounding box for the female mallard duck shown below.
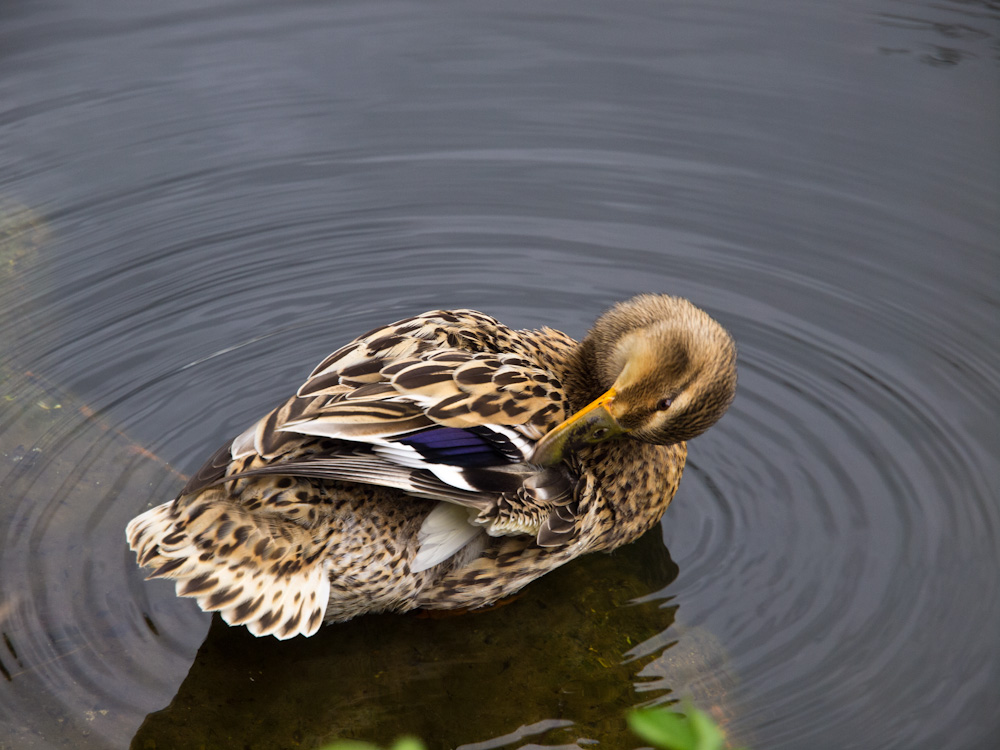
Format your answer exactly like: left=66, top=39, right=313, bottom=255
left=127, top=294, right=737, bottom=639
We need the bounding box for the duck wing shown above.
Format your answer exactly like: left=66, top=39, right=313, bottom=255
left=181, top=310, right=581, bottom=552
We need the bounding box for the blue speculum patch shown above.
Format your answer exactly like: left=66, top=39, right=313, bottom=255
left=398, top=426, right=521, bottom=467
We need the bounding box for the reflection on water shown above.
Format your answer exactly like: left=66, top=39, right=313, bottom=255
left=1, top=0, right=999, bottom=748
left=132, top=534, right=683, bottom=749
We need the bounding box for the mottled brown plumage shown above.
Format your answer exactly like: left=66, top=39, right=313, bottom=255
left=127, top=295, right=736, bottom=638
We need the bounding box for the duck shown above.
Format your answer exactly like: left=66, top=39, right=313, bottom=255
left=126, top=294, right=737, bottom=639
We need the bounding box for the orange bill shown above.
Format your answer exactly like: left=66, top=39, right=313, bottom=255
left=529, top=387, right=625, bottom=465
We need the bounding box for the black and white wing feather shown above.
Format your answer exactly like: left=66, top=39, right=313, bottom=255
left=181, top=310, right=582, bottom=558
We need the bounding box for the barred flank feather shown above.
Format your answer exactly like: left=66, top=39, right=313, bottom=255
left=126, top=494, right=330, bottom=639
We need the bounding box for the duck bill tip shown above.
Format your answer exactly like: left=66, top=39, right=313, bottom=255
left=529, top=388, right=624, bottom=465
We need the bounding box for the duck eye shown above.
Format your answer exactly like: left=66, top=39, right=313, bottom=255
left=656, top=397, right=673, bottom=411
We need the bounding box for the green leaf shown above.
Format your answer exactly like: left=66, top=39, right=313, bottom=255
left=687, top=707, right=726, bottom=750
left=317, top=737, right=425, bottom=750
left=628, top=707, right=698, bottom=750
left=627, top=705, right=727, bottom=750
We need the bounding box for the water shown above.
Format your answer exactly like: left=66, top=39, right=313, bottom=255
left=1, top=0, right=998, bottom=747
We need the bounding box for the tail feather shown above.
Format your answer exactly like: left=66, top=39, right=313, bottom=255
left=126, top=496, right=331, bottom=639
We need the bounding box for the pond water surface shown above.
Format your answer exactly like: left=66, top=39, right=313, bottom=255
left=1, top=1, right=998, bottom=749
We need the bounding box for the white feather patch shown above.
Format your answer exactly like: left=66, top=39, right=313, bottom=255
left=412, top=503, right=482, bottom=572
left=371, top=442, right=427, bottom=469
left=370, top=443, right=480, bottom=492
left=231, top=421, right=260, bottom=459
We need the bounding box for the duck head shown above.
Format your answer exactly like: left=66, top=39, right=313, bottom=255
left=530, top=294, right=737, bottom=465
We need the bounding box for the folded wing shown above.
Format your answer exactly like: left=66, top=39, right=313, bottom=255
left=180, top=310, right=582, bottom=556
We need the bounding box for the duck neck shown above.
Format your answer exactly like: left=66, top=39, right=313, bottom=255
left=561, top=335, right=609, bottom=411
left=574, top=438, right=688, bottom=552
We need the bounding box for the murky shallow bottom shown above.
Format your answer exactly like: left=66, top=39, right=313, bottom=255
left=1, top=1, right=999, bottom=748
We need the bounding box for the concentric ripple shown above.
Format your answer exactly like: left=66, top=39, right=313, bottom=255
left=648, top=294, right=1000, bottom=748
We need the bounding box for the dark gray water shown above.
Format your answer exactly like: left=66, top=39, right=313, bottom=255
left=1, top=1, right=998, bottom=748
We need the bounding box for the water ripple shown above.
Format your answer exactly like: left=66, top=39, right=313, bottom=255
left=651, top=292, right=999, bottom=746
left=0, top=0, right=997, bottom=748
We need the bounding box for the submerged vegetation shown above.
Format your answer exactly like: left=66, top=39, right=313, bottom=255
left=0, top=198, right=48, bottom=281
